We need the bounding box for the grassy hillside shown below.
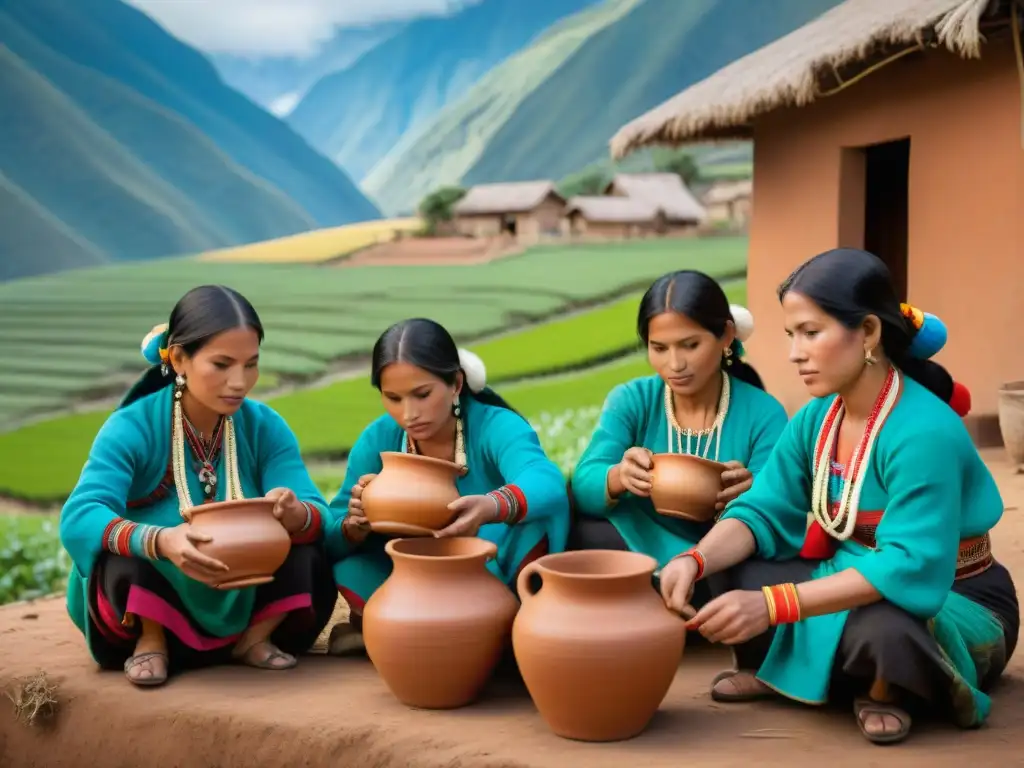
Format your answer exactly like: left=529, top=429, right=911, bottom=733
left=286, top=0, right=602, bottom=182
left=0, top=0, right=380, bottom=281
left=366, top=0, right=840, bottom=214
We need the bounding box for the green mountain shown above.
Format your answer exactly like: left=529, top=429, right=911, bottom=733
left=0, top=0, right=381, bottom=282
left=364, top=0, right=842, bottom=215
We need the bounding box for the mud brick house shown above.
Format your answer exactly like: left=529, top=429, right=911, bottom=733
left=564, top=195, right=662, bottom=238
left=452, top=181, right=566, bottom=244
left=603, top=172, right=707, bottom=232
left=702, top=179, right=753, bottom=227
left=611, top=0, right=1024, bottom=443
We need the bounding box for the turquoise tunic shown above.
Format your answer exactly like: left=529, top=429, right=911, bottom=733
left=571, top=373, right=788, bottom=567
left=59, top=386, right=332, bottom=659
left=327, top=396, right=570, bottom=601
left=721, top=375, right=1006, bottom=722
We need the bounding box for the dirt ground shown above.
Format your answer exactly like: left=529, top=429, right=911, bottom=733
left=339, top=236, right=520, bottom=266
left=2, top=449, right=1023, bottom=768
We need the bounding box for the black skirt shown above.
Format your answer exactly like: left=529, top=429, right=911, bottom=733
left=86, top=543, right=337, bottom=674
left=717, top=556, right=1020, bottom=722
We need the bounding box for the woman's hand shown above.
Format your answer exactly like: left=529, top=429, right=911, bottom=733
left=157, top=524, right=229, bottom=586
left=615, top=447, right=655, bottom=498
left=342, top=474, right=376, bottom=545
left=265, top=487, right=309, bottom=534
left=659, top=555, right=699, bottom=617
left=716, top=460, right=753, bottom=510
left=686, top=589, right=770, bottom=645
left=434, top=495, right=499, bottom=538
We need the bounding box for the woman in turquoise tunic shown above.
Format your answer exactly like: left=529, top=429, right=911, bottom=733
left=569, top=270, right=788, bottom=605
left=324, top=318, right=570, bottom=655
left=658, top=248, right=1018, bottom=744
left=59, top=285, right=338, bottom=687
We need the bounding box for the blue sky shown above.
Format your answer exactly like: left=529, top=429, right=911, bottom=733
left=126, top=0, right=482, bottom=56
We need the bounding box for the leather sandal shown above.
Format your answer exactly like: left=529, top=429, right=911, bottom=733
left=124, top=651, right=168, bottom=687
left=854, top=697, right=912, bottom=744
left=236, top=640, right=297, bottom=670
left=710, top=669, right=775, bottom=703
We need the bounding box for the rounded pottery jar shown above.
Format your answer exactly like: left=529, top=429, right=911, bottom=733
left=997, top=381, right=1024, bottom=470
left=649, top=453, right=726, bottom=523
left=363, top=537, right=519, bottom=709
left=361, top=451, right=462, bottom=532
left=513, top=550, right=685, bottom=742
left=185, top=498, right=292, bottom=589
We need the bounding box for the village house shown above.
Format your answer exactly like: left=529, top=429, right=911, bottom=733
left=452, top=181, right=566, bottom=244
left=603, top=172, right=707, bottom=233
left=611, top=0, right=1023, bottom=444
left=564, top=195, right=663, bottom=239
left=701, top=178, right=753, bottom=228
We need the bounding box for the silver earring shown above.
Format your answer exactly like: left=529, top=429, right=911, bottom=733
left=452, top=399, right=461, bottom=418
left=174, top=374, right=186, bottom=399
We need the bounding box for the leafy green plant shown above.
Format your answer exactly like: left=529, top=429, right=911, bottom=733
left=0, top=517, right=69, bottom=605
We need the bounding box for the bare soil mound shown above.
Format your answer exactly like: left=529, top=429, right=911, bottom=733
left=2, top=450, right=1022, bottom=768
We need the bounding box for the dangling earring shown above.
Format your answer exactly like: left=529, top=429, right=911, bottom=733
left=723, top=347, right=734, bottom=367
left=161, top=362, right=169, bottom=377
left=452, top=397, right=467, bottom=472
left=864, top=348, right=878, bottom=366
left=452, top=398, right=461, bottom=418
left=174, top=373, right=186, bottom=399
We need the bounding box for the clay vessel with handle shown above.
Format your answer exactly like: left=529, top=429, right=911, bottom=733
left=183, top=498, right=292, bottom=590
left=360, top=451, right=462, bottom=535
left=512, top=549, right=685, bottom=742
left=649, top=452, right=726, bottom=523
left=363, top=536, right=518, bottom=709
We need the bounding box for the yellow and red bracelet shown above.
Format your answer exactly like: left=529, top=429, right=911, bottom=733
left=671, top=548, right=706, bottom=580
left=762, top=582, right=802, bottom=625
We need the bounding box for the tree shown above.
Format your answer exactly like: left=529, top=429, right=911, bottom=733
left=557, top=166, right=611, bottom=198
left=655, top=149, right=700, bottom=186
left=418, top=186, right=467, bottom=234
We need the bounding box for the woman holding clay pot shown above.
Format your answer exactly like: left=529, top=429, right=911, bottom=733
left=59, top=286, right=337, bottom=688
left=568, top=270, right=788, bottom=608
left=657, top=248, right=1016, bottom=745
left=324, top=318, right=570, bottom=656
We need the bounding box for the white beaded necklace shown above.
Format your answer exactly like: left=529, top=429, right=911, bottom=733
left=663, top=370, right=730, bottom=462
left=171, top=389, right=244, bottom=517
left=810, top=367, right=899, bottom=542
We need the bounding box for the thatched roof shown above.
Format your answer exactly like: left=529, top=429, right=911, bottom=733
left=604, top=173, right=707, bottom=223
left=703, top=178, right=753, bottom=205
left=610, top=0, right=997, bottom=158
left=566, top=196, right=661, bottom=223
left=452, top=181, right=564, bottom=216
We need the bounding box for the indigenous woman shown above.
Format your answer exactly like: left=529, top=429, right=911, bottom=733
left=325, top=318, right=570, bottom=655
left=658, top=248, right=1018, bottom=745
left=568, top=270, right=788, bottom=605
left=59, top=285, right=337, bottom=687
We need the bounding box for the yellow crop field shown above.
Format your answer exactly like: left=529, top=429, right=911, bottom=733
left=196, top=218, right=423, bottom=264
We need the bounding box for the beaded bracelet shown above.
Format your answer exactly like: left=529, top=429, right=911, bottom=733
left=103, top=518, right=165, bottom=561
left=762, top=582, right=802, bottom=625
left=670, top=548, right=706, bottom=580
left=487, top=485, right=527, bottom=525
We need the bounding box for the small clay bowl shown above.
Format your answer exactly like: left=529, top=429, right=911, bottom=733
left=183, top=498, right=292, bottom=589
left=362, top=452, right=462, bottom=533
left=649, top=453, right=727, bottom=523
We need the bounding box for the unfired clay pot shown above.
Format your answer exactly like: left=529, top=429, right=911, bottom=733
left=361, top=451, right=462, bottom=535
left=649, top=453, right=726, bottom=522
left=184, top=498, right=291, bottom=589
left=998, top=381, right=1024, bottom=472
left=512, top=550, right=685, bottom=742
left=363, top=536, right=518, bottom=709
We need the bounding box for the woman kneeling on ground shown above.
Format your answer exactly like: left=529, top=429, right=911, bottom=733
left=568, top=270, right=788, bottom=608
left=658, top=248, right=1019, bottom=745
left=60, top=286, right=338, bottom=687
left=325, top=318, right=570, bottom=655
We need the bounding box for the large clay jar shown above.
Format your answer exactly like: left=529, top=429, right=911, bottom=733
left=361, top=451, right=462, bottom=533
left=184, top=498, right=292, bottom=590
left=649, top=453, right=726, bottom=523
left=513, top=550, right=685, bottom=742
left=363, top=537, right=518, bottom=709
left=998, top=381, right=1024, bottom=472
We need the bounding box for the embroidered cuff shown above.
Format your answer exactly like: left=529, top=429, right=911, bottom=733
left=488, top=485, right=527, bottom=525
left=103, top=518, right=164, bottom=561
left=290, top=501, right=323, bottom=544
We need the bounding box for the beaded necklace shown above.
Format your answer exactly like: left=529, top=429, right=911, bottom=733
left=663, top=370, right=730, bottom=462
left=404, top=415, right=469, bottom=474
left=810, top=366, right=899, bottom=542
left=171, top=387, right=244, bottom=517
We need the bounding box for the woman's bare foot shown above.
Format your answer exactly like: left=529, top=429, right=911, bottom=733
left=710, top=670, right=774, bottom=702
left=124, top=619, right=169, bottom=686
left=327, top=622, right=365, bottom=656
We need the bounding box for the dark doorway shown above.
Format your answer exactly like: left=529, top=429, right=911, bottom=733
left=862, top=138, right=910, bottom=300
left=501, top=215, right=517, bottom=236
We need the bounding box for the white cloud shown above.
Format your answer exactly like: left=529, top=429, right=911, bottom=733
left=126, top=0, right=481, bottom=57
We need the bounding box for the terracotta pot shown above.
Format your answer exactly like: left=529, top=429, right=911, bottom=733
left=363, top=536, right=518, bottom=709
left=649, top=453, right=726, bottom=522
left=184, top=498, right=292, bottom=590
left=512, top=550, right=685, bottom=742
left=361, top=451, right=462, bottom=535
left=998, top=381, right=1024, bottom=472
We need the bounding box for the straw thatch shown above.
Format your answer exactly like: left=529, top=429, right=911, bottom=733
left=566, top=195, right=662, bottom=223
left=452, top=181, right=564, bottom=216
left=702, top=178, right=753, bottom=205
left=610, top=0, right=997, bottom=158
left=604, top=173, right=707, bottom=223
